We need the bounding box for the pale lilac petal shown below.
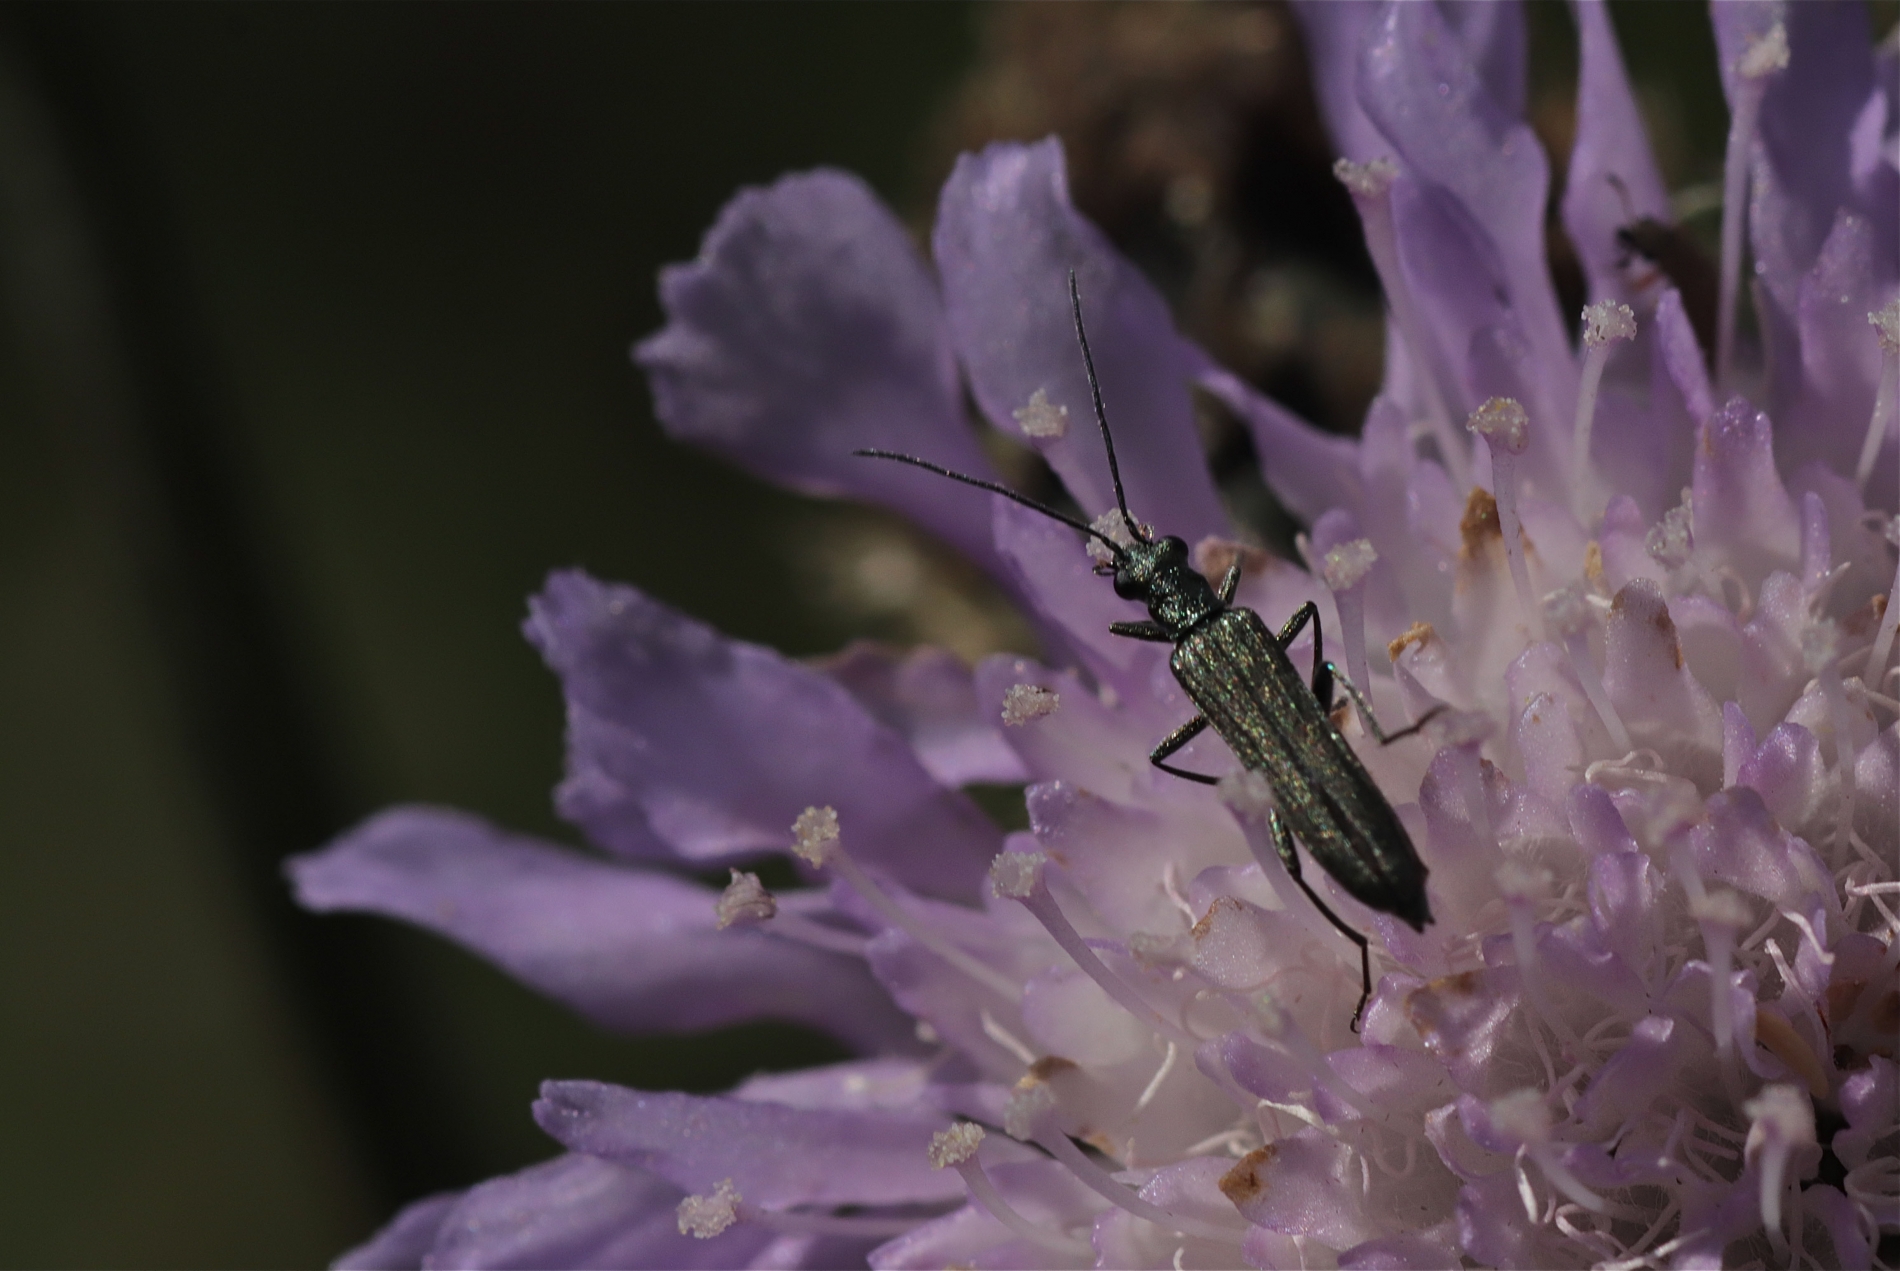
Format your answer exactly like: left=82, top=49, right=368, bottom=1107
left=1788, top=211, right=1893, bottom=496
left=1687, top=788, right=1830, bottom=911
left=289, top=807, right=913, bottom=1051
left=426, top=1153, right=754, bottom=1271
left=1358, top=396, right=1453, bottom=628
left=972, top=654, right=1167, bottom=803
left=1691, top=400, right=1802, bottom=583
left=1223, top=1127, right=1379, bottom=1248
left=1360, top=0, right=1577, bottom=485
left=816, top=642, right=1027, bottom=788
left=868, top=1160, right=1102, bottom=1271
left=1715, top=1, right=1894, bottom=330
left=1404, top=965, right=1523, bottom=1095
left=1567, top=782, right=1640, bottom=857
left=1737, top=722, right=1829, bottom=838
left=1090, top=1158, right=1247, bottom=1268
left=1337, top=1229, right=1464, bottom=1271
left=1596, top=494, right=1666, bottom=593
left=533, top=1082, right=965, bottom=1208
left=1444, top=1, right=1528, bottom=118
left=1602, top=582, right=1725, bottom=787
left=1321, top=1044, right=1455, bottom=1126
left=1803, top=1184, right=1872, bottom=1271
left=1571, top=1014, right=1685, bottom=1143
left=932, top=138, right=1227, bottom=541
left=859, top=890, right=1054, bottom=1081
left=1671, top=592, right=1745, bottom=707
left=1289, top=1, right=1390, bottom=163
left=1454, top=1171, right=1544, bottom=1269
left=1654, top=287, right=1714, bottom=426
left=1195, top=365, right=1363, bottom=527
left=335, top=1192, right=461, bottom=1271
left=635, top=170, right=1005, bottom=577
left=1841, top=1056, right=1896, bottom=1137
left=1562, top=0, right=1671, bottom=305
left=733, top=1058, right=933, bottom=1113
left=527, top=571, right=998, bottom=900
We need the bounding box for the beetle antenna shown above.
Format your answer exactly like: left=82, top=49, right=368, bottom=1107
left=853, top=449, right=1125, bottom=557
left=1068, top=271, right=1143, bottom=542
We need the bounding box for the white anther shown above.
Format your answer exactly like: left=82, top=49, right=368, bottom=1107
left=715, top=869, right=777, bottom=929
left=790, top=805, right=840, bottom=867
left=1582, top=300, right=1637, bottom=348
left=1645, top=498, right=1695, bottom=570
left=1690, top=889, right=1753, bottom=929
left=1216, top=769, right=1276, bottom=820
left=1872, top=300, right=1900, bottom=354
left=1333, top=156, right=1399, bottom=198
left=1086, top=509, right=1139, bottom=563
left=1800, top=619, right=1840, bottom=674
left=929, top=1122, right=986, bottom=1168
left=1468, top=397, right=1530, bottom=454
left=988, top=850, right=1046, bottom=901
left=1541, top=584, right=1593, bottom=637
left=1321, top=538, right=1377, bottom=592
left=1738, top=23, right=1789, bottom=79
left=677, top=1179, right=742, bottom=1238
left=1001, top=683, right=1060, bottom=726
left=1013, top=387, right=1069, bottom=439
left=1494, top=860, right=1552, bottom=903
left=1490, top=1089, right=1553, bottom=1144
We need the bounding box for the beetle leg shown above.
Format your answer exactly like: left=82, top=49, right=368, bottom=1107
left=1109, top=620, right=1173, bottom=642
left=1268, top=808, right=1373, bottom=1033
left=1150, top=714, right=1219, bottom=785
left=1217, top=560, right=1242, bottom=605
left=1327, top=665, right=1448, bottom=746
left=1276, top=601, right=1333, bottom=710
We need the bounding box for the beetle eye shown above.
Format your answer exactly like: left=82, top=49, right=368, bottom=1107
left=1112, top=569, right=1142, bottom=600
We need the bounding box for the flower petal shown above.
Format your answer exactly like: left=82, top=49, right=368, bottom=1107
left=816, top=642, right=1027, bottom=788
left=868, top=1160, right=1102, bottom=1271
left=527, top=571, right=999, bottom=900
left=1091, top=1158, right=1248, bottom=1268
left=1691, top=400, right=1801, bottom=587
left=533, top=1081, right=965, bottom=1208
left=1359, top=0, right=1577, bottom=489
left=635, top=169, right=1007, bottom=578
left=933, top=138, right=1227, bottom=542
left=1561, top=0, right=1672, bottom=307
left=1788, top=211, right=1893, bottom=494
left=426, top=1153, right=759, bottom=1271
left=1195, top=365, right=1363, bottom=528
left=334, top=1192, right=461, bottom=1271
left=1716, top=0, right=1895, bottom=341
left=289, top=807, right=914, bottom=1051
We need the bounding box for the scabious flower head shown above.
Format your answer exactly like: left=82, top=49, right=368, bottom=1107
left=294, top=3, right=1899, bottom=1268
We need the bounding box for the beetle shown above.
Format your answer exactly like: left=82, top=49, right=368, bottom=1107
left=858, top=274, right=1438, bottom=1030
left=1607, top=174, right=1717, bottom=363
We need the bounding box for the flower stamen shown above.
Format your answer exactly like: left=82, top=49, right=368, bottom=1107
left=1716, top=21, right=1789, bottom=388
left=796, top=807, right=1022, bottom=1001
left=1321, top=537, right=1378, bottom=700
left=1468, top=397, right=1539, bottom=634
left=930, top=1123, right=1091, bottom=1256
left=1574, top=301, right=1637, bottom=522
left=992, top=851, right=1198, bottom=1047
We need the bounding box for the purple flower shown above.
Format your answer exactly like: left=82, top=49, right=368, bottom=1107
left=295, top=3, right=1899, bottom=1267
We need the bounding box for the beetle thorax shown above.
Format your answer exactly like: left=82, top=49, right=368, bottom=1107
left=1113, top=535, right=1221, bottom=635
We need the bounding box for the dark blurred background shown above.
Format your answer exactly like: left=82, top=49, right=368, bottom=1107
left=0, top=2, right=1855, bottom=1264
